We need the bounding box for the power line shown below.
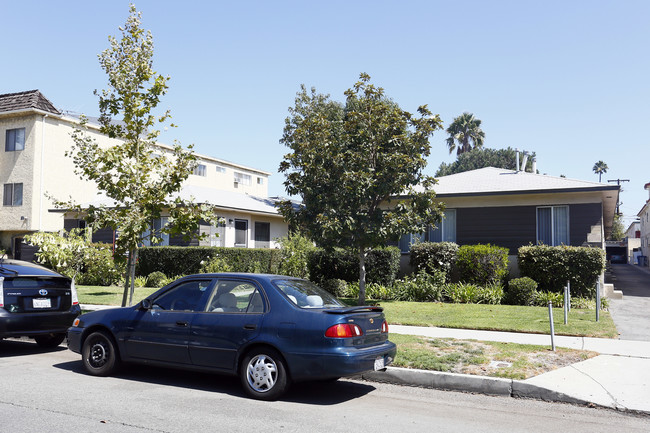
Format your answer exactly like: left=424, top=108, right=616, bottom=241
left=608, top=179, right=630, bottom=215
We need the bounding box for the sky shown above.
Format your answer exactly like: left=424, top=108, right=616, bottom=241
left=3, top=0, right=649, bottom=227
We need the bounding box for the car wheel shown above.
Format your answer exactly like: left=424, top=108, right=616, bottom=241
left=240, top=348, right=289, bottom=400
left=34, top=333, right=66, bottom=348
left=82, top=331, right=119, bottom=376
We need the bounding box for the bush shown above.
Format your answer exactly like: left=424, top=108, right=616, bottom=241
left=136, top=247, right=283, bottom=276
left=78, top=246, right=123, bottom=286
left=345, top=282, right=394, bottom=301
left=444, top=282, right=504, bottom=304
left=200, top=255, right=233, bottom=273
left=393, top=271, right=446, bottom=302
left=534, top=291, right=564, bottom=307
left=320, top=279, right=348, bottom=297
left=518, top=245, right=606, bottom=297
left=505, top=277, right=538, bottom=306
left=455, top=244, right=509, bottom=285
left=133, top=276, right=147, bottom=288
left=146, top=271, right=167, bottom=288
left=409, top=242, right=458, bottom=279
left=276, top=232, right=315, bottom=279
left=307, top=247, right=400, bottom=286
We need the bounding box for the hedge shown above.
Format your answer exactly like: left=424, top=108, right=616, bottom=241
left=307, top=247, right=401, bottom=286
left=455, top=244, right=509, bottom=285
left=409, top=242, right=458, bottom=279
left=517, top=245, right=605, bottom=298
left=136, top=246, right=283, bottom=277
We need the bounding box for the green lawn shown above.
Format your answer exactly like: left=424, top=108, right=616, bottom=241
left=77, top=285, right=159, bottom=306
left=376, top=301, right=618, bottom=339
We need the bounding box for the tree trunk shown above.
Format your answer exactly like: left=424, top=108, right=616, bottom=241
left=121, top=251, right=132, bottom=307
left=358, top=249, right=367, bottom=306
left=128, top=248, right=138, bottom=306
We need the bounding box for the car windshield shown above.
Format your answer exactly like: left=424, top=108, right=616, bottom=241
left=273, top=279, right=345, bottom=309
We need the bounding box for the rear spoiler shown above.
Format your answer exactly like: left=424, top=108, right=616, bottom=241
left=324, top=306, right=383, bottom=314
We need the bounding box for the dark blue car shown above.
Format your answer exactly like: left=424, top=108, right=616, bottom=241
left=67, top=273, right=396, bottom=400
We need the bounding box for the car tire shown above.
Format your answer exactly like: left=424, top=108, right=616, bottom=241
left=240, top=348, right=289, bottom=400
left=34, top=333, right=66, bottom=348
left=82, top=331, right=119, bottom=376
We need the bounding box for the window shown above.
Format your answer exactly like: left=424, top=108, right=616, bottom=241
left=255, top=222, right=271, bottom=248
left=209, top=220, right=226, bottom=247
left=206, top=281, right=265, bottom=313
left=537, top=206, right=569, bottom=246
left=5, top=128, right=25, bottom=151
left=398, top=233, right=424, bottom=253
left=428, top=209, right=457, bottom=243
left=235, top=219, right=248, bottom=247
left=234, top=172, right=251, bottom=186
left=3, top=183, right=23, bottom=206
left=142, top=217, right=170, bottom=246
left=215, top=165, right=226, bottom=174
left=152, top=280, right=212, bottom=312
left=257, top=177, right=264, bottom=185
left=193, top=164, right=207, bottom=177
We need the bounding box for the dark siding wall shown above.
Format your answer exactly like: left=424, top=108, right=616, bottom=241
left=170, top=231, right=199, bottom=247
left=456, top=203, right=602, bottom=254
left=456, top=206, right=536, bottom=254
left=92, top=228, right=115, bottom=244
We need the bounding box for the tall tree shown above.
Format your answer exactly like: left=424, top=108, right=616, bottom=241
left=435, top=147, right=535, bottom=177
left=593, top=160, right=608, bottom=182
left=58, top=5, right=215, bottom=305
left=278, top=73, right=444, bottom=305
left=445, top=112, right=485, bottom=155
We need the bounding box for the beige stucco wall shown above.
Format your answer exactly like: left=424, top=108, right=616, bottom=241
left=640, top=203, right=650, bottom=267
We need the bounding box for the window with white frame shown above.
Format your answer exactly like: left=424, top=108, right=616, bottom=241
left=537, top=206, right=569, bottom=246
left=257, top=177, right=264, bottom=185
left=234, top=172, right=252, bottom=186
left=235, top=219, right=248, bottom=247
left=209, top=220, right=226, bottom=247
left=3, top=183, right=23, bottom=206
left=5, top=128, right=25, bottom=151
left=193, top=164, right=207, bottom=177
left=215, top=165, right=226, bottom=174
left=428, top=209, right=457, bottom=243
left=142, top=217, right=170, bottom=246
left=254, top=222, right=271, bottom=248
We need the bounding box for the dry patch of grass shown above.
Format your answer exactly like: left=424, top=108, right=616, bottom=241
left=391, top=334, right=597, bottom=380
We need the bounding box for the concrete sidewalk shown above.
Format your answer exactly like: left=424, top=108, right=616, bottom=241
left=362, top=325, right=650, bottom=414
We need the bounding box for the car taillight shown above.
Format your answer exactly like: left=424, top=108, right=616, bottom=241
left=381, top=320, right=389, bottom=333
left=325, top=323, right=363, bottom=338
left=0, top=277, right=4, bottom=307
left=71, top=280, right=79, bottom=306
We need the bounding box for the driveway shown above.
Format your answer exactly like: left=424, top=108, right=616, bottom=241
left=607, top=264, right=650, bottom=341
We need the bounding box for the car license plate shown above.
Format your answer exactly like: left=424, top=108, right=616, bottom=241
left=374, top=356, right=385, bottom=371
left=33, top=298, right=51, bottom=308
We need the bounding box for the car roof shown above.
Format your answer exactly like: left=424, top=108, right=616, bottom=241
left=181, top=273, right=300, bottom=283
left=0, top=259, right=68, bottom=278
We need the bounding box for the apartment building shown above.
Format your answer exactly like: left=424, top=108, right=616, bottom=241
left=0, top=90, right=288, bottom=258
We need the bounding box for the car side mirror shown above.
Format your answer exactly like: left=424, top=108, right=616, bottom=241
left=141, top=299, right=152, bottom=310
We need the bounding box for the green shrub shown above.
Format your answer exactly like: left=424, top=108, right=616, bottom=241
left=534, top=291, right=564, bottom=307
left=134, top=276, right=147, bottom=288
left=277, top=232, right=315, bottom=279
left=443, top=282, right=503, bottom=304
left=505, top=277, right=538, bottom=306
left=146, top=271, right=167, bottom=288
left=200, top=255, right=233, bottom=273
left=307, top=247, right=401, bottom=286
left=320, top=279, right=348, bottom=297
left=455, top=244, right=509, bottom=285
left=137, top=246, right=283, bottom=276
left=476, top=283, right=505, bottom=305
left=393, top=271, right=445, bottom=302
left=518, top=245, right=606, bottom=298
left=345, top=282, right=394, bottom=301
left=78, top=245, right=123, bottom=286
left=409, top=242, right=458, bottom=279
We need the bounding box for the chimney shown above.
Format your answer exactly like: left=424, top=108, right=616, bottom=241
left=532, top=157, right=537, bottom=174
left=515, top=149, right=520, bottom=172
left=645, top=182, right=650, bottom=199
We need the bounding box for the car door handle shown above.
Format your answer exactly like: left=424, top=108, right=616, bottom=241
left=176, top=321, right=189, bottom=327
left=243, top=324, right=257, bottom=330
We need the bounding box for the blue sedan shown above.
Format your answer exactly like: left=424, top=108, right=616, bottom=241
left=67, top=273, right=396, bottom=400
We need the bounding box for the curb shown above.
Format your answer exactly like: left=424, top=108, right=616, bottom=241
left=361, top=367, right=599, bottom=409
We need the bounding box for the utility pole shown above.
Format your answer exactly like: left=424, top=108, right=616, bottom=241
left=608, top=178, right=629, bottom=215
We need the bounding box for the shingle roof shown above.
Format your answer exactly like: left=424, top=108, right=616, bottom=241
left=0, top=90, right=61, bottom=115
left=428, top=167, right=619, bottom=196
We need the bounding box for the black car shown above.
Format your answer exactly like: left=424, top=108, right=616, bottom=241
left=0, top=259, right=81, bottom=347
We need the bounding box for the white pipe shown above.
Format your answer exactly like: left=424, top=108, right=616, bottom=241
left=521, top=152, right=529, bottom=172
left=515, top=149, right=519, bottom=172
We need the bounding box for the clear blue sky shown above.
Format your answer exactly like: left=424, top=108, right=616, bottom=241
left=3, top=0, right=648, bottom=227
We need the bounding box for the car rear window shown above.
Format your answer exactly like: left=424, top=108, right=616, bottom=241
left=273, top=279, right=345, bottom=308
left=3, top=277, right=70, bottom=289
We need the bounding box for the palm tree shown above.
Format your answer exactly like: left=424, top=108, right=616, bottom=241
left=445, top=112, right=485, bottom=155
left=593, top=160, right=608, bottom=182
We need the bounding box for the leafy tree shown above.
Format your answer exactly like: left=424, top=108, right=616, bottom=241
left=435, top=147, right=534, bottom=177
left=57, top=5, right=215, bottom=305
left=445, top=112, right=485, bottom=155
left=609, top=214, right=625, bottom=241
left=593, top=160, right=608, bottom=182
left=278, top=73, right=444, bottom=305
